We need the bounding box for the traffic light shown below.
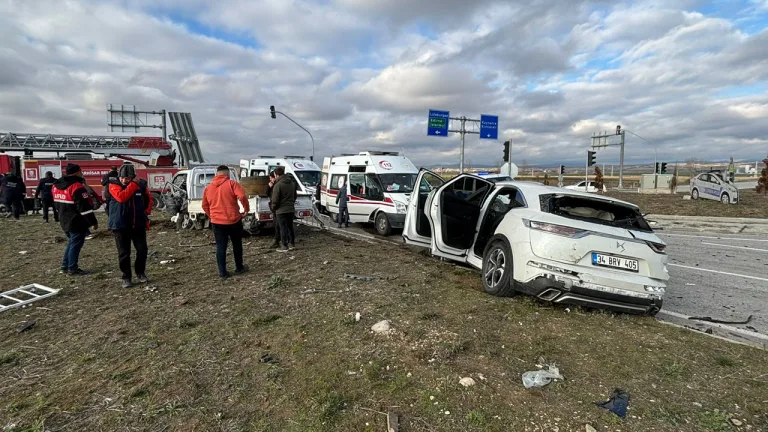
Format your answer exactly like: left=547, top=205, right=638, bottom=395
left=655, top=162, right=660, bottom=174
left=502, top=141, right=510, bottom=163
left=560, top=165, right=565, bottom=175
left=661, top=162, right=667, bottom=174
left=587, top=151, right=596, bottom=167
left=616, top=125, right=621, bottom=135
left=270, top=105, right=276, bottom=119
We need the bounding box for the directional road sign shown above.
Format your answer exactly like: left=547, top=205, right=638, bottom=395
left=480, top=114, right=498, bottom=140
left=427, top=109, right=449, bottom=137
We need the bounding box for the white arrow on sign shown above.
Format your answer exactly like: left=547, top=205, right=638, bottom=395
left=486, top=134, right=491, bottom=137
left=436, top=130, right=441, bottom=134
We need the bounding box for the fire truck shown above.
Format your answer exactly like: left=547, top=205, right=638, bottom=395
left=0, top=133, right=181, bottom=211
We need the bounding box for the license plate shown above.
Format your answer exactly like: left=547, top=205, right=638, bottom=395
left=592, top=253, right=639, bottom=272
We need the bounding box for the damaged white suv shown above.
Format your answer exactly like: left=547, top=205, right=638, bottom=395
left=403, top=170, right=669, bottom=315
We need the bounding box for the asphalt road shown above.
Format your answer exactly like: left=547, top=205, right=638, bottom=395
left=307, top=214, right=768, bottom=338
left=658, top=231, right=768, bottom=336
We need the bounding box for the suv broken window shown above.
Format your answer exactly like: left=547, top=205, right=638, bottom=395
left=539, top=194, right=652, bottom=232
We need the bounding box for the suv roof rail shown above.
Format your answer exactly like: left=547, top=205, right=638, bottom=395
left=361, top=151, right=399, bottom=156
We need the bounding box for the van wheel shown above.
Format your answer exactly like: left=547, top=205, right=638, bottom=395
left=691, top=188, right=699, bottom=200
left=482, top=238, right=515, bottom=297
left=375, top=212, right=392, bottom=236
left=721, top=193, right=730, bottom=204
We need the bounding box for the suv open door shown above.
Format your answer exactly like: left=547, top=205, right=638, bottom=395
left=428, top=174, right=494, bottom=262
left=403, top=169, right=445, bottom=248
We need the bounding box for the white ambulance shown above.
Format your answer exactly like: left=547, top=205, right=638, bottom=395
left=320, top=151, right=418, bottom=235
left=238, top=156, right=322, bottom=195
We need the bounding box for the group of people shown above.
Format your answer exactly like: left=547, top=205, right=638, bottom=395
left=49, top=163, right=152, bottom=288
left=0, top=172, right=26, bottom=220
left=3, top=163, right=304, bottom=287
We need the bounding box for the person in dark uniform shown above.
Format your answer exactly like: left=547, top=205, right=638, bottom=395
left=52, top=164, right=98, bottom=275
left=2, top=172, right=26, bottom=220
left=101, top=165, right=119, bottom=215
left=267, top=171, right=281, bottom=248
left=336, top=177, right=350, bottom=228
left=35, top=171, right=58, bottom=223
left=108, top=164, right=152, bottom=288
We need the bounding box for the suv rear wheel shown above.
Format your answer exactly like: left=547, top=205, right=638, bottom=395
left=721, top=192, right=730, bottom=204
left=481, top=238, right=515, bottom=297
left=691, top=188, right=699, bottom=200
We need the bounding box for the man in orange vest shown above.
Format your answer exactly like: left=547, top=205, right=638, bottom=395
left=203, top=166, right=250, bottom=279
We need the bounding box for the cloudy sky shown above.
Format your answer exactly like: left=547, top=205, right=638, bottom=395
left=1, top=0, right=767, bottom=168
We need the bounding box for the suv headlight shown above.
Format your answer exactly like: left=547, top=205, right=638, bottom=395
left=395, top=201, right=406, bottom=214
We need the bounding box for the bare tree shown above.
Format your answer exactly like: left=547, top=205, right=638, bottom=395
left=757, top=156, right=768, bottom=195
left=685, top=158, right=698, bottom=182
left=594, top=166, right=604, bottom=193
left=670, top=163, right=678, bottom=193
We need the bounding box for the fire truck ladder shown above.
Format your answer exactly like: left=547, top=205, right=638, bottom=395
left=0, top=132, right=174, bottom=157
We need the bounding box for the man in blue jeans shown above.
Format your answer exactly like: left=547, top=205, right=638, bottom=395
left=52, top=163, right=98, bottom=275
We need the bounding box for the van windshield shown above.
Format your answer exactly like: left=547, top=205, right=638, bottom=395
left=295, top=170, right=321, bottom=187
left=378, top=173, right=417, bottom=193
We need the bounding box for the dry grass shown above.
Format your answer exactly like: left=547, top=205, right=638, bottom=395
left=606, top=189, right=768, bottom=218
left=0, top=214, right=767, bottom=431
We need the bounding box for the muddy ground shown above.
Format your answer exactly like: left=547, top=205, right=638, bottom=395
left=1, top=214, right=767, bottom=431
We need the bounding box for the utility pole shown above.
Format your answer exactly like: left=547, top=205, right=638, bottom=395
left=446, top=115, right=482, bottom=173
left=591, top=126, right=625, bottom=189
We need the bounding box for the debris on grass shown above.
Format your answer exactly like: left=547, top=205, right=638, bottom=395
left=16, top=320, right=36, bottom=333
left=371, top=320, right=391, bottom=334
left=595, top=388, right=630, bottom=418
left=459, top=377, right=476, bottom=387
left=259, top=354, right=277, bottom=364
left=522, top=366, right=563, bottom=388
left=689, top=315, right=752, bottom=325
left=159, top=259, right=175, bottom=265
left=354, top=312, right=361, bottom=322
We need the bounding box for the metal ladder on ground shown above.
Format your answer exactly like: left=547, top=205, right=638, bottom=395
left=0, top=284, right=60, bottom=313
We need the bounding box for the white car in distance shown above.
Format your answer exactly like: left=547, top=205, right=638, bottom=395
left=564, top=180, right=607, bottom=193
left=403, top=171, right=669, bottom=315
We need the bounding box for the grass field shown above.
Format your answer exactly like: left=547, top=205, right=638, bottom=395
left=1, top=215, right=767, bottom=431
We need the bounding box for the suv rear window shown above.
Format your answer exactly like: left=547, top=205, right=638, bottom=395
left=539, top=194, right=652, bottom=232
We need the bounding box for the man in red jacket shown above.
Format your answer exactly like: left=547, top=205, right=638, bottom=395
left=108, top=164, right=152, bottom=288
left=203, top=165, right=250, bottom=279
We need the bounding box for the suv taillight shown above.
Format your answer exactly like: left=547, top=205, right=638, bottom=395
left=646, top=241, right=666, bottom=254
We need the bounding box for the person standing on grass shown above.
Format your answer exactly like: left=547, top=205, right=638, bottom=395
left=52, top=163, right=98, bottom=275
left=267, top=171, right=281, bottom=248
left=202, top=165, right=250, bottom=279
left=108, top=164, right=152, bottom=288
left=336, top=177, right=350, bottom=228
left=35, top=171, right=58, bottom=223
left=271, top=166, right=297, bottom=252
left=2, top=172, right=26, bottom=220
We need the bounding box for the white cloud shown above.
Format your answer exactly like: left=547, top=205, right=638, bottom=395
left=0, top=0, right=766, bottom=168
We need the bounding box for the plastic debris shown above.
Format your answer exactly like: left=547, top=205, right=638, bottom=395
left=355, top=312, right=361, bottom=322
left=260, top=354, right=277, bottom=364
left=159, top=260, right=176, bottom=265
left=459, top=377, right=476, bottom=387
left=730, top=418, right=743, bottom=426
left=19, top=251, right=28, bottom=255
left=16, top=320, right=36, bottom=333
left=586, top=425, right=597, bottom=432
left=522, top=365, right=563, bottom=388
left=595, top=388, right=630, bottom=418
left=371, top=320, right=391, bottom=334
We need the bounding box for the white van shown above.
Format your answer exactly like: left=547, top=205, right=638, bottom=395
left=320, top=151, right=418, bottom=235
left=239, top=156, right=321, bottom=195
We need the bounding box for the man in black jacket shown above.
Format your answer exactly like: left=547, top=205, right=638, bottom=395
left=101, top=165, right=119, bottom=214
left=271, top=167, right=297, bottom=252
left=52, top=163, right=98, bottom=275
left=35, top=171, right=58, bottom=223
left=2, top=172, right=26, bottom=220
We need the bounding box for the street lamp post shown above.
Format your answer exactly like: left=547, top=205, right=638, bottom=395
left=270, top=105, right=315, bottom=161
